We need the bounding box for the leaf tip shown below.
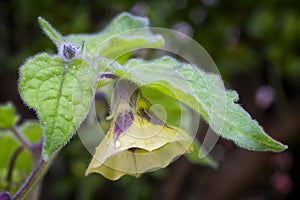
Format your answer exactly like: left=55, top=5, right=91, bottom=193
left=37, top=16, right=50, bottom=31
left=273, top=142, right=288, bottom=152
left=37, top=16, right=44, bottom=24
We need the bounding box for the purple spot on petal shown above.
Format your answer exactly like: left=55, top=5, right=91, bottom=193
left=114, top=110, right=134, bottom=138
left=95, top=91, right=106, bottom=101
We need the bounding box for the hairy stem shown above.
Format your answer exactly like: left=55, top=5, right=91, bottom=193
left=12, top=153, right=57, bottom=200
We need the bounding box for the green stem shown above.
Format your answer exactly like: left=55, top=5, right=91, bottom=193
left=12, top=153, right=57, bottom=200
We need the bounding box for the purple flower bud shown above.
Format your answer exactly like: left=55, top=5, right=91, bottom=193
left=58, top=42, right=79, bottom=61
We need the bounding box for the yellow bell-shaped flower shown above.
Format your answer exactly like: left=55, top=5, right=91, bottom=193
left=86, top=101, right=193, bottom=180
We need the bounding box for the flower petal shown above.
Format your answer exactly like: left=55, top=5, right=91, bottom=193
left=86, top=102, right=193, bottom=180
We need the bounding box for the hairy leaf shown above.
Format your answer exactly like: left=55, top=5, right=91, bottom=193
left=109, top=56, right=287, bottom=152
left=19, top=53, right=96, bottom=159
left=38, top=17, right=64, bottom=47
left=66, top=12, right=164, bottom=59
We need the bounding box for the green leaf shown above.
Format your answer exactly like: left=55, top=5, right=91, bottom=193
left=109, top=56, right=287, bottom=152
left=66, top=12, right=164, bottom=59
left=186, top=140, right=218, bottom=168
left=38, top=17, right=64, bottom=47
left=20, top=120, right=43, bottom=143
left=0, top=102, right=19, bottom=128
left=96, top=29, right=164, bottom=60
left=19, top=53, right=96, bottom=159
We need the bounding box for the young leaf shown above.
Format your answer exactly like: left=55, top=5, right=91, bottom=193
left=66, top=12, right=164, bottom=59
left=19, top=53, right=96, bottom=159
left=109, top=56, right=287, bottom=152
left=38, top=17, right=64, bottom=47
left=0, top=102, right=19, bottom=128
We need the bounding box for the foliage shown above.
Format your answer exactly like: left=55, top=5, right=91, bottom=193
left=0, top=1, right=296, bottom=198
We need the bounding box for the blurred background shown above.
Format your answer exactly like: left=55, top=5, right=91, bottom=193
left=0, top=0, right=300, bottom=199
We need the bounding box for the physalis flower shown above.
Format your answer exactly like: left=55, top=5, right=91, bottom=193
left=86, top=97, right=193, bottom=180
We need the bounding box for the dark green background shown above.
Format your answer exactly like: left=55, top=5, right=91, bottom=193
left=1, top=0, right=299, bottom=199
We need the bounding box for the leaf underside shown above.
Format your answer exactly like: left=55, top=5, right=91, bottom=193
left=109, top=56, right=287, bottom=152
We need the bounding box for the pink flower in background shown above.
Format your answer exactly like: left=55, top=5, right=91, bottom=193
left=270, top=172, right=293, bottom=194
left=255, top=85, right=275, bottom=109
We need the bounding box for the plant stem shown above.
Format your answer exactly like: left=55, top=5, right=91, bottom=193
left=12, top=153, right=57, bottom=200
left=10, top=126, right=39, bottom=155
left=6, top=146, right=24, bottom=192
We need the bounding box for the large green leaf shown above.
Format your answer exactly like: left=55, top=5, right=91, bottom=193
left=0, top=102, right=19, bottom=128
left=108, top=56, right=287, bottom=152
left=19, top=53, right=96, bottom=159
left=65, top=12, right=164, bottom=59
